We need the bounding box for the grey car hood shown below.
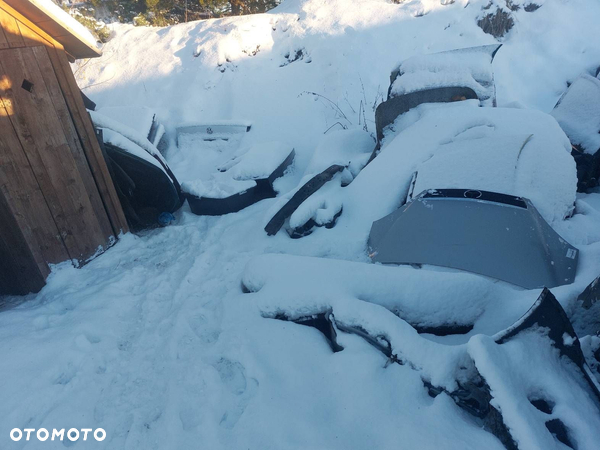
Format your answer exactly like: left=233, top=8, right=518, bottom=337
left=368, top=189, right=578, bottom=289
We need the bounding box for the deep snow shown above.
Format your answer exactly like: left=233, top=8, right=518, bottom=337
left=2, top=0, right=600, bottom=448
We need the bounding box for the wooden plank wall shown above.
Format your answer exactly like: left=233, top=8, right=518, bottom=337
left=0, top=0, right=128, bottom=238
left=0, top=89, right=69, bottom=267
left=0, top=1, right=128, bottom=293
left=0, top=187, right=46, bottom=295
left=0, top=46, right=112, bottom=260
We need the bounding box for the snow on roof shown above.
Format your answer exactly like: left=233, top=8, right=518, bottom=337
left=5, top=0, right=101, bottom=59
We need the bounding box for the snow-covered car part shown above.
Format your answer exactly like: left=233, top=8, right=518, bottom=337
left=97, top=106, right=168, bottom=153
left=176, top=121, right=252, bottom=144
left=551, top=75, right=600, bottom=155
left=405, top=134, right=539, bottom=203
left=375, top=86, right=478, bottom=142
left=241, top=253, right=516, bottom=334
left=264, top=129, right=374, bottom=238
left=268, top=100, right=575, bottom=242
left=279, top=313, right=515, bottom=448
left=264, top=164, right=345, bottom=236
left=286, top=206, right=344, bottom=239
left=80, top=89, right=96, bottom=111
left=368, top=189, right=578, bottom=289
left=176, top=126, right=294, bottom=216
left=551, top=75, right=600, bottom=191
left=272, top=288, right=600, bottom=450
left=92, top=112, right=184, bottom=230
left=480, top=288, right=600, bottom=449
left=494, top=289, right=600, bottom=406
left=91, top=111, right=178, bottom=186
left=184, top=148, right=295, bottom=216
left=388, top=44, right=502, bottom=106
left=371, top=45, right=502, bottom=156
left=101, top=137, right=182, bottom=230
left=570, top=274, right=600, bottom=338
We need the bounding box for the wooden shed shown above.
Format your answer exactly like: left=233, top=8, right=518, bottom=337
left=0, top=0, right=128, bottom=295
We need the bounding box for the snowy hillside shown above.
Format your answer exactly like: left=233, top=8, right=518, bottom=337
left=3, top=0, right=600, bottom=448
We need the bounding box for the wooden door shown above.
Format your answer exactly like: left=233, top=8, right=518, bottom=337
left=0, top=45, right=115, bottom=270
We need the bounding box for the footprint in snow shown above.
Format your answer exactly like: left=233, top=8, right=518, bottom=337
left=188, top=313, right=221, bottom=345
left=53, top=363, right=76, bottom=385
left=213, top=358, right=259, bottom=429
left=219, top=377, right=259, bottom=430
left=214, top=358, right=247, bottom=394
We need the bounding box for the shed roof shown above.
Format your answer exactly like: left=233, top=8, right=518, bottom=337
left=4, top=0, right=101, bottom=59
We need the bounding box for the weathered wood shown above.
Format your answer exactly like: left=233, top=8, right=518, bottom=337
left=0, top=7, right=23, bottom=47
left=0, top=47, right=107, bottom=261
left=0, top=187, right=46, bottom=295
left=0, top=2, right=127, bottom=235
left=0, top=2, right=59, bottom=50
left=0, top=1, right=128, bottom=294
left=17, top=19, right=52, bottom=48
left=0, top=17, right=8, bottom=49
left=50, top=48, right=129, bottom=235
left=3, top=0, right=101, bottom=59
left=32, top=45, right=114, bottom=242
left=0, top=91, right=67, bottom=269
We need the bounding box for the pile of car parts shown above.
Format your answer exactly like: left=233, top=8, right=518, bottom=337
left=272, top=288, right=600, bottom=450
left=91, top=107, right=296, bottom=225
left=265, top=45, right=504, bottom=237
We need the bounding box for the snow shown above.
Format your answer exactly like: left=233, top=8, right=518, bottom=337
left=34, top=0, right=99, bottom=49
left=468, top=332, right=600, bottom=450
left=3, top=0, right=600, bottom=448
left=305, top=128, right=374, bottom=177
left=228, top=141, right=293, bottom=181
left=551, top=74, right=600, bottom=154
left=176, top=138, right=292, bottom=198
left=390, top=44, right=499, bottom=105
left=101, top=128, right=166, bottom=173
left=242, top=253, right=536, bottom=334
left=181, top=177, right=257, bottom=198
left=90, top=111, right=167, bottom=162
left=272, top=128, right=374, bottom=229
left=97, top=106, right=156, bottom=139
left=376, top=102, right=577, bottom=224
left=288, top=173, right=345, bottom=228
left=411, top=134, right=532, bottom=196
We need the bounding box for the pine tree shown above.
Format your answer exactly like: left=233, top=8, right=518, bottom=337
left=62, top=0, right=281, bottom=28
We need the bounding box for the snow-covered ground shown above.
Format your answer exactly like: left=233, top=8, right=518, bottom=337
left=2, top=0, right=600, bottom=448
